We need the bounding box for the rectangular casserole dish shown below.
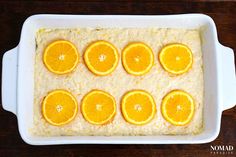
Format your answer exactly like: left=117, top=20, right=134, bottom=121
left=2, top=14, right=236, bottom=145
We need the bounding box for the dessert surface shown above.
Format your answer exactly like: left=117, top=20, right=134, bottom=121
left=32, top=28, right=204, bottom=136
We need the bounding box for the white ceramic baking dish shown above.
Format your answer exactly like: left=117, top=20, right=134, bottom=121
left=2, top=14, right=236, bottom=145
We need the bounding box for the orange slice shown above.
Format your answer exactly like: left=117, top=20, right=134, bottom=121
left=84, top=41, right=119, bottom=76
left=161, top=90, right=195, bottom=126
left=42, top=89, right=78, bottom=126
left=81, top=90, right=116, bottom=125
left=159, top=43, right=193, bottom=75
left=121, top=90, right=156, bottom=125
left=43, top=40, right=79, bottom=75
left=122, top=42, right=154, bottom=76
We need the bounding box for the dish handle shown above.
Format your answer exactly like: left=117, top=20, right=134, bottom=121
left=218, top=44, right=236, bottom=111
left=2, top=46, right=18, bottom=115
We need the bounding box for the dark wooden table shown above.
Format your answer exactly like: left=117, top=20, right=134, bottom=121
left=0, top=0, right=235, bottom=157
